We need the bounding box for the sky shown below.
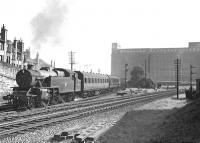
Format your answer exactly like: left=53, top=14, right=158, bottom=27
left=1, top=0, right=200, bottom=74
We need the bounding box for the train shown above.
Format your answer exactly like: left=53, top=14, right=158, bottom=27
left=3, top=65, right=120, bottom=109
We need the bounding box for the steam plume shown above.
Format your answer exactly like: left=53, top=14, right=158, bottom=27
left=31, top=0, right=67, bottom=50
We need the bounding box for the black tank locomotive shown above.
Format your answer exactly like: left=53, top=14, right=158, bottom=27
left=4, top=67, right=120, bottom=109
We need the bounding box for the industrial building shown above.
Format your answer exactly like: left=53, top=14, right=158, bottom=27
left=111, top=42, right=200, bottom=85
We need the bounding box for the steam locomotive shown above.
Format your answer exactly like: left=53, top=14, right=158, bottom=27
left=3, top=66, right=120, bottom=109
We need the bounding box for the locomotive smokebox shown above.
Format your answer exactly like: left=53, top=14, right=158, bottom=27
left=16, top=69, right=41, bottom=87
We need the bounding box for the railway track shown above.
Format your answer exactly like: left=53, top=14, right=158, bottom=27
left=0, top=90, right=169, bottom=122
left=0, top=91, right=116, bottom=119
left=0, top=90, right=182, bottom=138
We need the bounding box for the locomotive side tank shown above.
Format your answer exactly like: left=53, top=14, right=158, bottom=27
left=43, top=68, right=81, bottom=94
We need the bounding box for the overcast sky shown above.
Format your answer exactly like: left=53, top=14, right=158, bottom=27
left=1, top=0, right=200, bottom=74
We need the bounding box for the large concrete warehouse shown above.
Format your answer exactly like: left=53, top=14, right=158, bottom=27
left=111, top=42, right=200, bottom=85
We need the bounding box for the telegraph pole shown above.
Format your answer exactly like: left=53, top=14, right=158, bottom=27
left=145, top=59, right=147, bottom=88
left=125, top=64, right=128, bottom=89
left=190, top=64, right=193, bottom=90
left=69, top=51, right=75, bottom=71
left=174, top=59, right=181, bottom=99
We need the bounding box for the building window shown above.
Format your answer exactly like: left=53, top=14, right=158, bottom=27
left=0, top=55, right=3, bottom=61
left=0, top=44, right=4, bottom=50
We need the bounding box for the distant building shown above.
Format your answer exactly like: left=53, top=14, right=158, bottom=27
left=111, top=42, right=200, bottom=85
left=0, top=24, right=24, bottom=68
left=0, top=24, right=49, bottom=70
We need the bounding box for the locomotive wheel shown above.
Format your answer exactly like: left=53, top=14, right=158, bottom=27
left=51, top=95, right=59, bottom=105
left=58, top=96, right=65, bottom=103
left=41, top=97, right=50, bottom=107
left=41, top=100, right=50, bottom=108
left=51, top=95, right=64, bottom=104
left=12, top=98, right=19, bottom=109
left=27, top=96, right=36, bottom=109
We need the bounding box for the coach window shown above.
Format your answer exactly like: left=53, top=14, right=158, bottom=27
left=85, top=78, right=87, bottom=83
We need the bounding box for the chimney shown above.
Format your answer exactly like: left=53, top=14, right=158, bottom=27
left=51, top=60, right=53, bottom=67
left=36, top=52, right=39, bottom=68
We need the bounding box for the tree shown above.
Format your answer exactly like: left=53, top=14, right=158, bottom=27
left=127, top=66, right=155, bottom=88
left=137, top=78, right=155, bottom=88
left=127, top=66, right=144, bottom=87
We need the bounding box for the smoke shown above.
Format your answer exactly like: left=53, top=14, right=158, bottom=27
left=31, top=0, right=67, bottom=50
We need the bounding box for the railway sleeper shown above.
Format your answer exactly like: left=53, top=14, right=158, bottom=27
left=0, top=126, right=13, bottom=130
